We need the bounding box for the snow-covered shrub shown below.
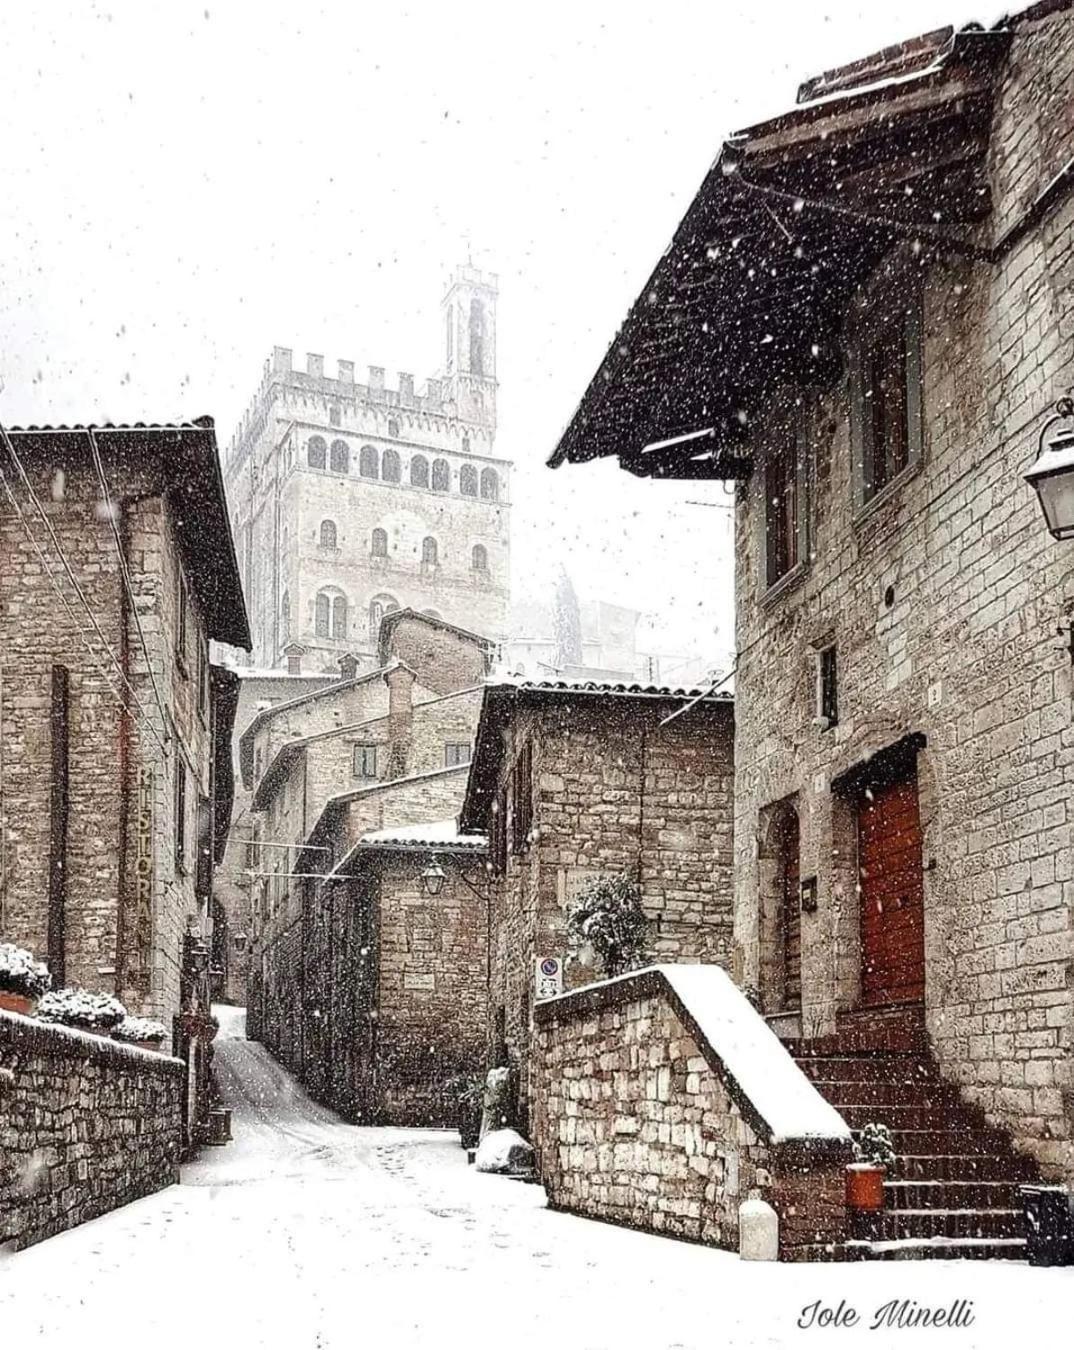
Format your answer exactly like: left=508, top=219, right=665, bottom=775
left=112, top=1016, right=167, bottom=1045
left=36, top=987, right=127, bottom=1031
left=443, top=1071, right=485, bottom=1107
left=566, top=875, right=650, bottom=978
left=0, top=943, right=52, bottom=999
left=854, top=1122, right=896, bottom=1170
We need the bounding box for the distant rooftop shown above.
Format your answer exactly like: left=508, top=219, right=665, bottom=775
left=485, top=674, right=732, bottom=702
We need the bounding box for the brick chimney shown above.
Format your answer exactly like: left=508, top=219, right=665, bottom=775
left=384, top=661, right=416, bottom=778
left=338, top=652, right=359, bottom=681
left=283, top=642, right=305, bottom=675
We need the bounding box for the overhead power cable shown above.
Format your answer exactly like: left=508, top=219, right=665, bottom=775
left=0, top=465, right=167, bottom=753
left=86, top=427, right=171, bottom=744
left=0, top=423, right=151, bottom=720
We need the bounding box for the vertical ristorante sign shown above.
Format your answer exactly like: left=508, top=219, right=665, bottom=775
left=131, top=764, right=154, bottom=992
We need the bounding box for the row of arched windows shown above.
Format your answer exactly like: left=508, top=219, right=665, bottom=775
left=307, top=436, right=499, bottom=501
left=318, top=519, right=490, bottom=571
left=285, top=570, right=487, bottom=650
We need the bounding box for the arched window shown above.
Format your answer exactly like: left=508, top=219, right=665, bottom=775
left=422, top=537, right=438, bottom=566
left=410, top=455, right=429, bottom=489
left=431, top=458, right=450, bottom=492
left=469, top=299, right=486, bottom=377
left=371, top=527, right=388, bottom=558
left=368, top=594, right=399, bottom=643
left=280, top=590, right=291, bottom=642
left=462, top=434, right=470, bottom=454
left=331, top=595, right=348, bottom=640
left=472, top=544, right=488, bottom=571
left=308, top=436, right=327, bottom=470
left=315, top=593, right=330, bottom=637
left=388, top=418, right=400, bottom=438
left=330, top=440, right=349, bottom=474
left=359, top=445, right=379, bottom=479
left=480, top=467, right=499, bottom=501
left=320, top=520, right=337, bottom=549
left=382, top=448, right=401, bottom=483
left=459, top=464, right=477, bottom=497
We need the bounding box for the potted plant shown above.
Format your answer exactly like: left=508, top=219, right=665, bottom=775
left=35, top=987, right=127, bottom=1036
left=112, top=1016, right=168, bottom=1053
left=565, top=875, right=650, bottom=979
left=446, top=1072, right=485, bottom=1150
left=847, top=1121, right=896, bottom=1211
left=0, top=943, right=52, bottom=1016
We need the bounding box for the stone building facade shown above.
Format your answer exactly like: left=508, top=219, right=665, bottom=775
left=222, top=265, right=511, bottom=672
left=238, top=612, right=491, bottom=1108
left=0, top=1011, right=183, bottom=1249
left=549, top=2, right=1074, bottom=1192
left=212, top=661, right=338, bottom=1004
left=299, top=825, right=488, bottom=1125
left=460, top=680, right=735, bottom=1121
left=0, top=422, right=249, bottom=1040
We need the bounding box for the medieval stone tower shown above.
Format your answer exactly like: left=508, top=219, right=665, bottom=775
left=221, top=265, right=509, bottom=672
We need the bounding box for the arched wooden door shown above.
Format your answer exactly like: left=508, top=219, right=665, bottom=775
left=857, top=768, right=925, bottom=1006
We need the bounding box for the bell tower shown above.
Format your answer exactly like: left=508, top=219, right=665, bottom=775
left=441, top=263, right=498, bottom=433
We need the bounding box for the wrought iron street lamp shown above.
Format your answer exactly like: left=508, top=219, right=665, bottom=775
left=420, top=858, right=447, bottom=897
left=1025, top=397, right=1074, bottom=539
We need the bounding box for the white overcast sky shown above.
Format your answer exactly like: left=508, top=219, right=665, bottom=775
left=0, top=0, right=989, bottom=668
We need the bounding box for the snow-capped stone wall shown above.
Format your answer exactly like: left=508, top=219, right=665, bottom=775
left=0, top=1010, right=183, bottom=1250
left=532, top=967, right=852, bottom=1261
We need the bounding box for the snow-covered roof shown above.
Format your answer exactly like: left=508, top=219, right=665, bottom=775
left=460, top=677, right=732, bottom=832
left=536, top=964, right=851, bottom=1147
left=324, top=816, right=486, bottom=881
left=357, top=819, right=487, bottom=852
left=485, top=674, right=731, bottom=701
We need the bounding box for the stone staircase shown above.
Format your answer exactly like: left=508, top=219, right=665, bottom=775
left=791, top=1011, right=1038, bottom=1260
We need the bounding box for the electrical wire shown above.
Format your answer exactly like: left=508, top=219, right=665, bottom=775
left=86, top=427, right=171, bottom=744
left=0, top=466, right=167, bottom=753
left=0, top=423, right=152, bottom=720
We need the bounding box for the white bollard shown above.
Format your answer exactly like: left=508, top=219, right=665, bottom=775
left=739, top=1193, right=779, bottom=1261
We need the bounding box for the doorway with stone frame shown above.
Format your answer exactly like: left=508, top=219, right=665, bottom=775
left=757, top=796, right=803, bottom=1030
left=831, top=733, right=929, bottom=1027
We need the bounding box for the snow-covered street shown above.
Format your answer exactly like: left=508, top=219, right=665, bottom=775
left=0, top=1006, right=1069, bottom=1350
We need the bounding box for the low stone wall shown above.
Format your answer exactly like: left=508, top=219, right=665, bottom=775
left=532, top=967, right=852, bottom=1261
left=0, top=1010, right=184, bottom=1249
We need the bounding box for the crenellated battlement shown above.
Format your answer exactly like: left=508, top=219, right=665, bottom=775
left=226, top=348, right=496, bottom=469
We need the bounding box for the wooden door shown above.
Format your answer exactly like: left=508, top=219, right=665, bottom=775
left=779, top=813, right=801, bottom=1011
left=857, top=771, right=925, bottom=1006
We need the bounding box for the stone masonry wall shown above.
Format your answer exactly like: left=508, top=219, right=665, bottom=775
left=489, top=696, right=735, bottom=1118
left=0, top=1011, right=183, bottom=1249
left=373, top=852, right=488, bottom=1125
left=382, top=613, right=490, bottom=695
left=732, top=8, right=1074, bottom=1179
left=532, top=978, right=847, bottom=1260
left=251, top=765, right=473, bottom=1076
left=0, top=456, right=213, bottom=1029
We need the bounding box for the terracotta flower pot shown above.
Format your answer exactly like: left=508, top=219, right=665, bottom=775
left=846, top=1163, right=886, bottom=1211
left=0, top=990, right=34, bottom=1016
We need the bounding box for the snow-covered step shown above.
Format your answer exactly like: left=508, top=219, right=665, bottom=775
left=844, top=1236, right=1027, bottom=1262
left=852, top=1207, right=1023, bottom=1242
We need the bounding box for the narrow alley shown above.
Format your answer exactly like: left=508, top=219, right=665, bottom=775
left=0, top=1008, right=1069, bottom=1350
